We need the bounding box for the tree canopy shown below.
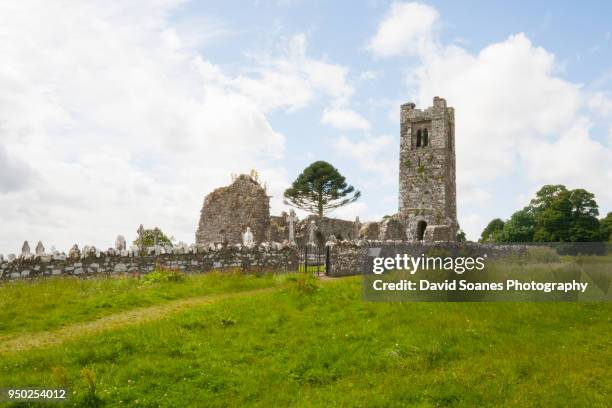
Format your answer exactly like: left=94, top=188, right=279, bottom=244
left=283, top=161, right=361, bottom=217
left=456, top=226, right=467, bottom=242
left=479, top=218, right=505, bottom=242
left=481, top=185, right=606, bottom=243
left=600, top=212, right=612, bottom=242
left=133, top=227, right=173, bottom=247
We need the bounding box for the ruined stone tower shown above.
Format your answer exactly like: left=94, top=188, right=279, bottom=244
left=399, top=96, right=457, bottom=242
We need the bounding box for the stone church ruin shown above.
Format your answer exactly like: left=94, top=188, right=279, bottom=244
left=196, top=173, right=271, bottom=246
left=1, top=96, right=463, bottom=281
left=194, top=97, right=457, bottom=248
left=194, top=96, right=458, bottom=247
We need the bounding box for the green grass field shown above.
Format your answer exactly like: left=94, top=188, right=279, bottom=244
left=0, top=269, right=610, bottom=407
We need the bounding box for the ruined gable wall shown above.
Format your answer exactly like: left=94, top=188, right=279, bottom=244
left=196, top=175, right=270, bottom=245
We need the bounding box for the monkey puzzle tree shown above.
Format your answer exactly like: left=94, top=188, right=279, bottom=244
left=283, top=161, right=361, bottom=217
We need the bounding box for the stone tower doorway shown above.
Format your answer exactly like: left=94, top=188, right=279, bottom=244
left=416, top=221, right=427, bottom=241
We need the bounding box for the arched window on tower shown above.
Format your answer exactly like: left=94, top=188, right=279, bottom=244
left=416, top=129, right=422, bottom=148
left=448, top=127, right=452, bottom=151
left=423, top=129, right=428, bottom=147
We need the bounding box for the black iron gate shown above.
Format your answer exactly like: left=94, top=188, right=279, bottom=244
left=299, top=244, right=329, bottom=275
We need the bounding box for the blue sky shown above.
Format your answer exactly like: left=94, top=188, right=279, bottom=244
left=0, top=1, right=611, bottom=253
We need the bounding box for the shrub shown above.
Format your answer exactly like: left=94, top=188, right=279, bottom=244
left=142, top=267, right=185, bottom=284
left=290, top=273, right=319, bottom=295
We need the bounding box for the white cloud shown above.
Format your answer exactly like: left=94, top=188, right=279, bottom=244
left=0, top=143, right=36, bottom=193
left=334, top=135, right=396, bottom=183
left=587, top=92, right=612, bottom=117
left=413, top=34, right=581, bottom=181
left=458, top=182, right=492, bottom=207
left=321, top=108, right=370, bottom=131
left=333, top=202, right=368, bottom=221
left=460, top=213, right=484, bottom=242
left=0, top=1, right=294, bottom=253
left=232, top=34, right=354, bottom=112
left=359, top=70, right=382, bottom=81
left=367, top=2, right=439, bottom=57
left=520, top=120, right=612, bottom=206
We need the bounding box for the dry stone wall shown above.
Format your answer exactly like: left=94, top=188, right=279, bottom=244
left=326, top=240, right=530, bottom=277
left=0, top=244, right=298, bottom=281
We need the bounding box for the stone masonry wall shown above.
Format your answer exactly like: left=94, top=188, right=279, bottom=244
left=295, top=215, right=358, bottom=246
left=326, top=240, right=530, bottom=277
left=0, top=245, right=298, bottom=281
left=399, top=97, right=457, bottom=241
left=196, top=174, right=271, bottom=246
left=270, top=214, right=288, bottom=243
left=378, top=217, right=407, bottom=240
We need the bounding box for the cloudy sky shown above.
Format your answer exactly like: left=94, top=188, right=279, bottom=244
left=1, top=0, right=611, bottom=253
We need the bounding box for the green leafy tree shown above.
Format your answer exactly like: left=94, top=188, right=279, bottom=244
left=530, top=185, right=601, bottom=242
left=601, top=212, right=612, bottom=242
left=283, top=161, right=361, bottom=217
left=531, top=185, right=572, bottom=241
left=567, top=189, right=602, bottom=241
left=499, top=209, right=535, bottom=242
left=133, top=227, right=173, bottom=247
left=493, top=185, right=604, bottom=243
left=479, top=218, right=505, bottom=242
left=456, top=227, right=466, bottom=242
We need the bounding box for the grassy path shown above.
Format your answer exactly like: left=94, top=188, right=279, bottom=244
left=0, top=286, right=281, bottom=355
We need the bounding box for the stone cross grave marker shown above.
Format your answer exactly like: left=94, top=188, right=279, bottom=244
left=287, top=209, right=298, bottom=245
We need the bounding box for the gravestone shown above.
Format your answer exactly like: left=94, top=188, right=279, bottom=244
left=287, top=209, right=298, bottom=245
left=242, top=226, right=254, bottom=248
left=115, top=235, right=127, bottom=251
left=21, top=241, right=31, bottom=257
left=35, top=241, right=45, bottom=256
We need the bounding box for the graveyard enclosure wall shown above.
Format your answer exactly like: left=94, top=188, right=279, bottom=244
left=326, top=240, right=530, bottom=277
left=0, top=246, right=299, bottom=280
